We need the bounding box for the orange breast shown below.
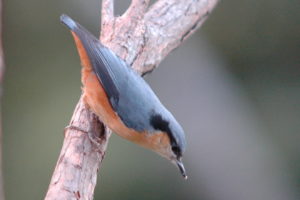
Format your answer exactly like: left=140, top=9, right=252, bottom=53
left=71, top=32, right=171, bottom=153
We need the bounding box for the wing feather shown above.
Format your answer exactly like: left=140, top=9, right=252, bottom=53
left=61, top=14, right=162, bottom=132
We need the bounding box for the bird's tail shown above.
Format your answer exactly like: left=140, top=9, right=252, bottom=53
left=60, top=14, right=79, bottom=31
left=60, top=14, right=99, bottom=72
left=60, top=14, right=83, bottom=32
left=60, top=14, right=98, bottom=42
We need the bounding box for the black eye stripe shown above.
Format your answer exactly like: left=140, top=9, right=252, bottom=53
left=172, top=146, right=182, bottom=157
left=150, top=114, right=171, bottom=133
left=150, top=114, right=182, bottom=156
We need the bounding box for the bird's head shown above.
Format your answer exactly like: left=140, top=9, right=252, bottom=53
left=149, top=113, right=187, bottom=179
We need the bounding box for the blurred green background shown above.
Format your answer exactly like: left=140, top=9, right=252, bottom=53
left=3, top=0, right=300, bottom=199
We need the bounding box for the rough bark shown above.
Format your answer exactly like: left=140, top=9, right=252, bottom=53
left=45, top=98, right=111, bottom=200
left=45, top=0, right=219, bottom=199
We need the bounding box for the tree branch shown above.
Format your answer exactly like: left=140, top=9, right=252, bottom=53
left=101, top=0, right=219, bottom=73
left=45, top=98, right=111, bottom=200
left=136, top=0, right=219, bottom=73
left=100, top=0, right=115, bottom=41
left=123, top=0, right=150, bottom=21
left=45, top=0, right=219, bottom=199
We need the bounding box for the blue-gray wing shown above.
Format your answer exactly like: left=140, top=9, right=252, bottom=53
left=61, top=14, right=160, bottom=132
left=61, top=15, right=120, bottom=107
left=88, top=43, right=161, bottom=132
left=81, top=37, right=121, bottom=108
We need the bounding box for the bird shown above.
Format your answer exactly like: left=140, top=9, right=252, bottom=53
left=60, top=14, right=187, bottom=179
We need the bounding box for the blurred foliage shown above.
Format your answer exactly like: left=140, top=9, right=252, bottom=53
left=204, top=0, right=300, bottom=172
left=2, top=0, right=300, bottom=199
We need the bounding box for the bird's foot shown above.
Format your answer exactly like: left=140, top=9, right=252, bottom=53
left=65, top=125, right=89, bottom=134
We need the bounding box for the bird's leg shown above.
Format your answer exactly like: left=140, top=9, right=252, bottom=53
left=64, top=125, right=88, bottom=134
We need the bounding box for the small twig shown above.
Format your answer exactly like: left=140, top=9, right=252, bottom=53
left=123, top=0, right=150, bottom=20
left=100, top=0, right=115, bottom=41
left=101, top=0, right=114, bottom=21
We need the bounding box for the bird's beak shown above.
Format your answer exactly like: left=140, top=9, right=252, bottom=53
left=175, top=158, right=188, bottom=179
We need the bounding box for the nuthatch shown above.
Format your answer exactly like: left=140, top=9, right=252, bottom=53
left=60, top=15, right=187, bottom=178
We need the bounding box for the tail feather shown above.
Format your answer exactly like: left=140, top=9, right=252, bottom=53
left=60, top=14, right=78, bottom=31
left=60, top=14, right=98, bottom=45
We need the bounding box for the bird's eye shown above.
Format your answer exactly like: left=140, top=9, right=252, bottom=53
left=172, top=146, right=181, bottom=157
